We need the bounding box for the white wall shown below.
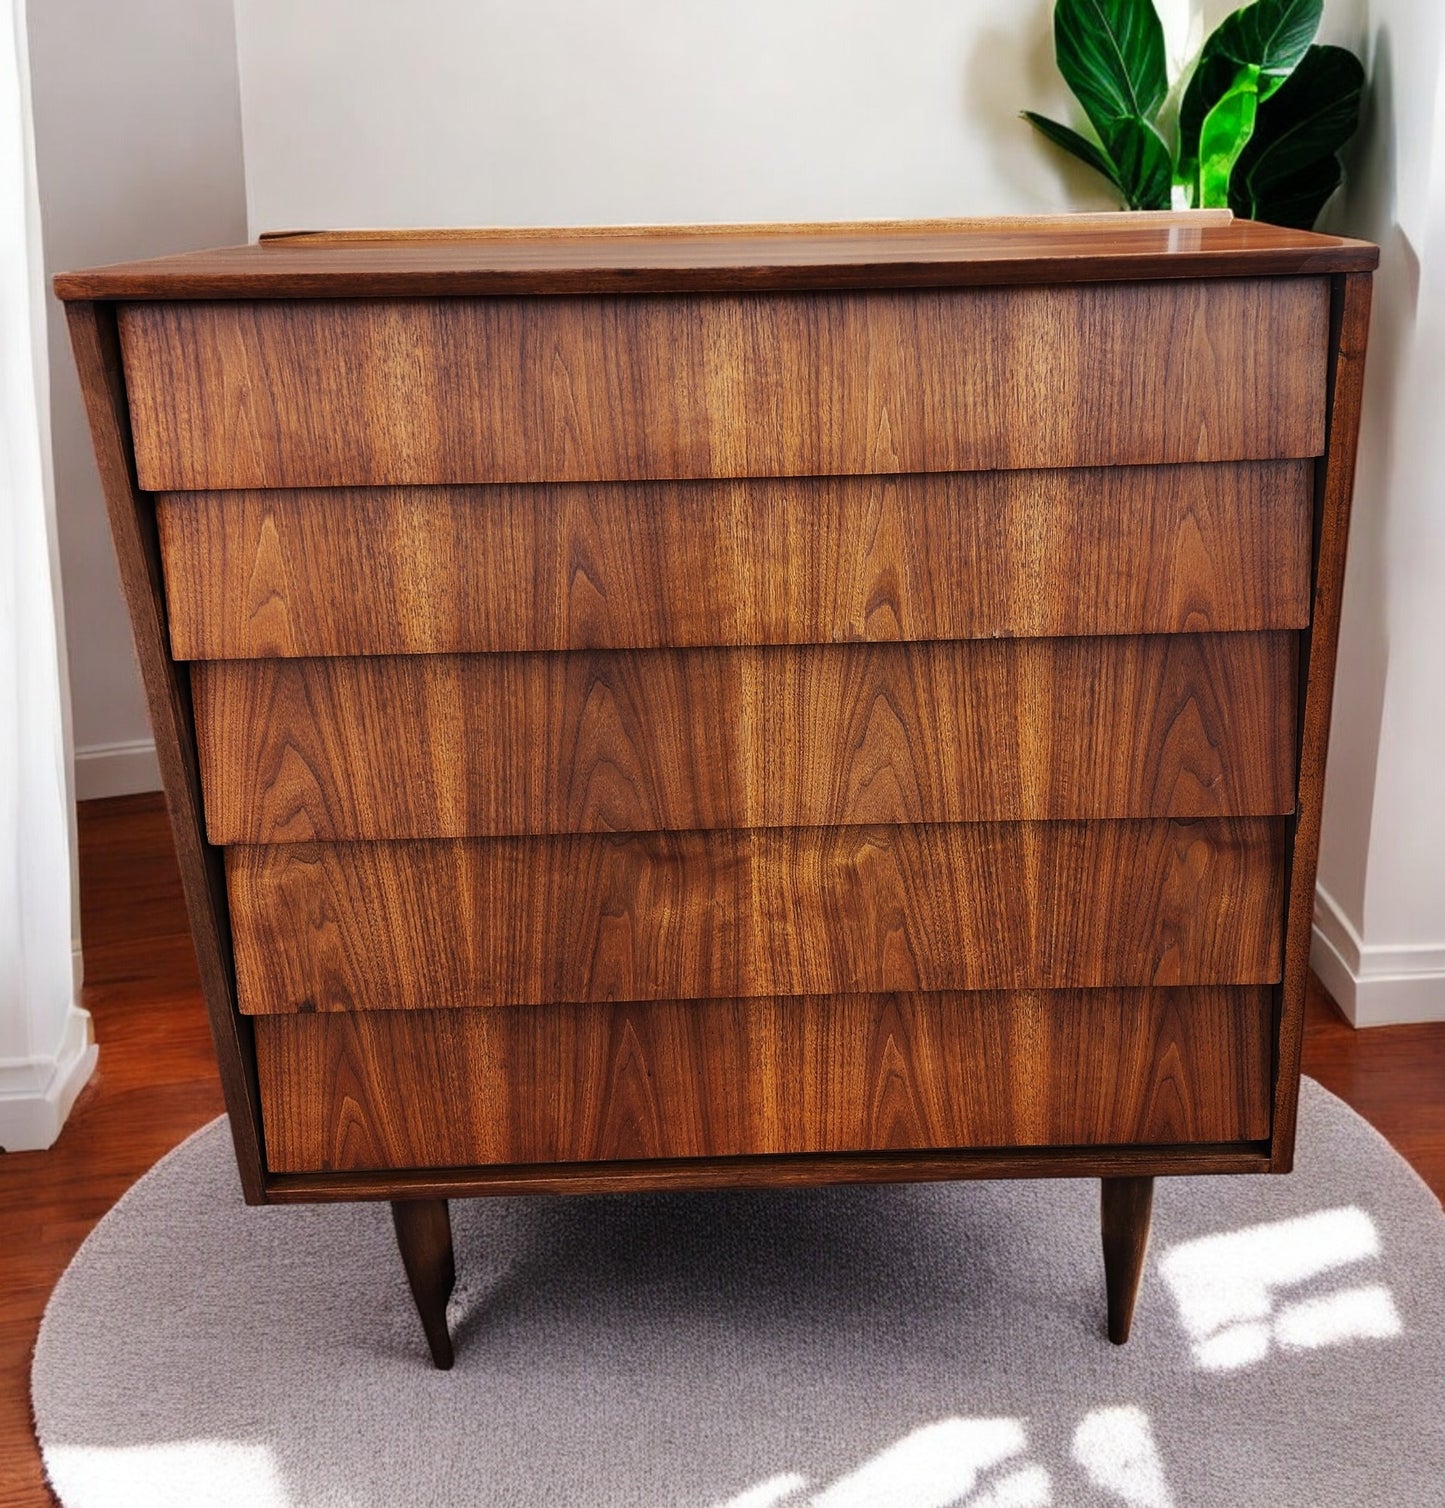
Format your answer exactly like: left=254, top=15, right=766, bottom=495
left=1312, top=0, right=1445, bottom=1024
left=28, top=0, right=247, bottom=799
left=233, top=0, right=1144, bottom=234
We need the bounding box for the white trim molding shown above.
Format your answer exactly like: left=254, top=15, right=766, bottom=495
left=73, top=736, right=160, bottom=799
left=0, top=1001, right=96, bottom=1152
left=1313, top=884, right=1445, bottom=1027
left=1, top=0, right=96, bottom=1152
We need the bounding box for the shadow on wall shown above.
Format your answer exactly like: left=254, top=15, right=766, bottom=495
left=959, top=0, right=1119, bottom=213
left=1317, top=21, right=1411, bottom=926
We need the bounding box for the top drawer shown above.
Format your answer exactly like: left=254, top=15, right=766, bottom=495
left=117, top=280, right=1329, bottom=491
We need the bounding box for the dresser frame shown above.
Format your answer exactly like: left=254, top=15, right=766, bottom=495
left=61, top=219, right=1375, bottom=1365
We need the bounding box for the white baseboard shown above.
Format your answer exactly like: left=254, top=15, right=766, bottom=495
left=1312, top=884, right=1445, bottom=1027
left=74, top=737, right=161, bottom=800
left=0, top=1003, right=98, bottom=1152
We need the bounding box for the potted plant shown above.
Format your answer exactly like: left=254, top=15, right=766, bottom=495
left=1022, top=0, right=1364, bottom=228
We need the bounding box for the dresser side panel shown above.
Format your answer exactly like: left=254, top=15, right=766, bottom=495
left=64, top=302, right=268, bottom=1202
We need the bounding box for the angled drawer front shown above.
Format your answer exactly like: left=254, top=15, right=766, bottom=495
left=192, top=635, right=1298, bottom=842
left=156, top=462, right=1315, bottom=659
left=225, top=819, right=1287, bottom=1014
left=120, top=280, right=1328, bottom=490
left=253, top=987, right=1275, bottom=1171
left=119, top=267, right=1319, bottom=1177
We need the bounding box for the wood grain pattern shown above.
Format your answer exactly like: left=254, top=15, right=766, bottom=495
left=118, top=280, right=1329, bottom=491
left=62, top=303, right=268, bottom=1203
left=226, top=819, right=1287, bottom=1014
left=156, top=463, right=1315, bottom=660
left=1271, top=272, right=1375, bottom=1170
left=193, top=635, right=1298, bottom=843
left=53, top=217, right=1377, bottom=302
left=51, top=216, right=1379, bottom=1366
left=253, top=987, right=1273, bottom=1172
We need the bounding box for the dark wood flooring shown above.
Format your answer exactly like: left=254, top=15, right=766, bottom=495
left=2, top=792, right=1442, bottom=1505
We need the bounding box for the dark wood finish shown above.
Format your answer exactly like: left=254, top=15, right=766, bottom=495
left=1270, top=273, right=1375, bottom=1172
left=53, top=216, right=1376, bottom=301
left=193, top=634, right=1298, bottom=843
left=62, top=303, right=267, bottom=1204
left=266, top=1145, right=1271, bottom=1202
left=254, top=987, right=1273, bottom=1172
left=155, top=462, right=1315, bottom=660
left=226, top=819, right=1287, bottom=1014
left=11, top=802, right=1438, bottom=1506
left=53, top=222, right=1378, bottom=1360
left=390, top=1199, right=456, bottom=1370
left=1101, top=1176, right=1155, bottom=1344
left=116, top=280, right=1329, bottom=491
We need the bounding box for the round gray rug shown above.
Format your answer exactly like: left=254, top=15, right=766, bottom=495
left=33, top=1078, right=1445, bottom=1508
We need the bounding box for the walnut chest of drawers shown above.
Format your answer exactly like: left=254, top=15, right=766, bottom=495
left=59, top=215, right=1377, bottom=1367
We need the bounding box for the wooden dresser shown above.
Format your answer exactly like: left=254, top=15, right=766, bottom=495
left=59, top=215, right=1376, bottom=1367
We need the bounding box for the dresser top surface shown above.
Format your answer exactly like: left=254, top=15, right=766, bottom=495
left=56, top=212, right=1376, bottom=301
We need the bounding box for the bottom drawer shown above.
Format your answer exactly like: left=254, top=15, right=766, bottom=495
left=255, top=988, right=1272, bottom=1173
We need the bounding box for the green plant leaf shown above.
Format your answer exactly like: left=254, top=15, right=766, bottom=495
left=1053, top=0, right=1169, bottom=137
left=1230, top=45, right=1364, bottom=226
left=1198, top=63, right=1262, bottom=207
left=1101, top=116, right=1175, bottom=208
left=1177, top=53, right=1237, bottom=199
left=1179, top=0, right=1323, bottom=195
left=1021, top=111, right=1123, bottom=191
left=1235, top=154, right=1344, bottom=228
left=1209, top=0, right=1322, bottom=81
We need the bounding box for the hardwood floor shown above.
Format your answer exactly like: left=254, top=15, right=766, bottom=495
left=1301, top=973, right=1445, bottom=1198
left=2, top=792, right=1442, bottom=1505
left=0, top=795, right=220, bottom=1508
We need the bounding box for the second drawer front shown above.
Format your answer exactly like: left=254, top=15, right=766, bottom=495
left=193, top=635, right=1298, bottom=843
left=226, top=819, right=1286, bottom=1014
left=254, top=987, right=1274, bottom=1172
left=156, top=462, right=1314, bottom=659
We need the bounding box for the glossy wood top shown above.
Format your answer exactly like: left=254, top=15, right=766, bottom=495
left=54, top=213, right=1377, bottom=300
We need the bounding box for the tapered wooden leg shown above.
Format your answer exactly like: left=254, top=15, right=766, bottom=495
left=1100, top=1176, right=1154, bottom=1345
left=391, top=1198, right=456, bottom=1369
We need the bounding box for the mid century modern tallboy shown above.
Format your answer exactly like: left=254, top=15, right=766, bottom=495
left=58, top=215, right=1376, bottom=1368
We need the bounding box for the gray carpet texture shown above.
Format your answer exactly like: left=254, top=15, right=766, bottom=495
left=32, top=1078, right=1445, bottom=1508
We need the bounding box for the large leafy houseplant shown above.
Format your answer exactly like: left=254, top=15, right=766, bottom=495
left=1022, top=0, right=1364, bottom=228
